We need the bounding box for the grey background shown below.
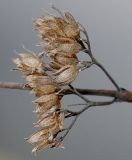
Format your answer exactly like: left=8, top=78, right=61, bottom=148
left=0, top=0, right=132, bottom=160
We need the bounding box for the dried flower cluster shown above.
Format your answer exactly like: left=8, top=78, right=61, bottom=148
left=13, top=8, right=89, bottom=153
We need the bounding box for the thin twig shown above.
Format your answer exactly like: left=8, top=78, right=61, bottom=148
left=51, top=4, right=65, bottom=19
left=79, top=25, right=121, bottom=91
left=93, top=58, right=120, bottom=91
left=68, top=84, right=90, bottom=103
left=59, top=115, right=78, bottom=141
left=65, top=98, right=116, bottom=118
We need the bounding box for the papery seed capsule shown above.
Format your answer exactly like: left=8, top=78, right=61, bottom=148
left=32, top=139, right=51, bottom=153
left=26, top=75, right=57, bottom=95
left=34, top=112, right=55, bottom=125
left=64, top=11, right=80, bottom=39
left=57, top=42, right=80, bottom=53
left=34, top=103, right=60, bottom=114
left=53, top=65, right=79, bottom=85
left=26, top=75, right=54, bottom=87
left=13, top=51, right=46, bottom=75
left=34, top=16, right=67, bottom=37
left=41, top=40, right=81, bottom=55
left=35, top=112, right=63, bottom=130
left=50, top=54, right=78, bottom=66
left=32, top=85, right=57, bottom=96
left=19, top=52, right=43, bottom=69
left=63, top=24, right=80, bottom=39
left=64, top=11, right=77, bottom=26
left=34, top=93, right=59, bottom=104
left=27, top=129, right=49, bottom=144
left=35, top=119, right=57, bottom=128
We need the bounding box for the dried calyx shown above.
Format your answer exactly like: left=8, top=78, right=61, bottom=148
left=13, top=7, right=92, bottom=153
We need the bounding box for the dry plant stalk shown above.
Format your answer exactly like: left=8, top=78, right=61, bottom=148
left=1, top=5, right=132, bottom=154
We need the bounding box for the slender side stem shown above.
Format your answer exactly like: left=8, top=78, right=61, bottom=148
left=68, top=84, right=90, bottom=103
left=60, top=115, right=78, bottom=141
left=93, top=58, right=120, bottom=91
left=51, top=4, right=65, bottom=19
left=81, top=47, right=120, bottom=91
left=65, top=98, right=116, bottom=118
left=78, top=98, right=116, bottom=114
left=79, top=25, right=120, bottom=91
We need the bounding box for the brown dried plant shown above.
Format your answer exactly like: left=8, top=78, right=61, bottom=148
left=13, top=7, right=87, bottom=153
left=1, top=5, right=132, bottom=154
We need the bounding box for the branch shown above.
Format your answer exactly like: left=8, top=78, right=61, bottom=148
left=0, top=81, right=30, bottom=90
left=1, top=81, right=132, bottom=102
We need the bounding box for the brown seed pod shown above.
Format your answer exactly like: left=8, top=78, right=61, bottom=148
left=63, top=24, right=80, bottom=39
left=34, top=93, right=59, bottom=104
left=34, top=103, right=61, bottom=115
left=50, top=54, right=78, bottom=67
left=34, top=10, right=80, bottom=41
left=40, top=38, right=81, bottom=57
left=26, top=75, right=57, bottom=95
left=32, top=85, right=57, bottom=96
left=53, top=64, right=79, bottom=85
left=34, top=111, right=64, bottom=130
left=26, top=75, right=54, bottom=87
left=64, top=11, right=80, bottom=39
left=64, top=11, right=78, bottom=26
left=31, top=139, right=53, bottom=153
left=34, top=16, right=67, bottom=41
left=33, top=93, right=61, bottom=115
left=13, top=51, right=46, bottom=75
left=27, top=129, right=49, bottom=144
left=28, top=110, right=64, bottom=152
left=34, top=16, right=66, bottom=33
left=34, top=115, right=56, bottom=128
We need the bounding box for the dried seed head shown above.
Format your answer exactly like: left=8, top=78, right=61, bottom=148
left=13, top=7, right=85, bottom=153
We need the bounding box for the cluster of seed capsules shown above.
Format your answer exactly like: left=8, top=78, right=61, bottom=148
left=13, top=9, right=87, bottom=153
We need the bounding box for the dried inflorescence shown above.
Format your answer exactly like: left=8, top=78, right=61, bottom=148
left=13, top=7, right=90, bottom=153
left=34, top=11, right=81, bottom=70
left=14, top=52, right=65, bottom=152
left=13, top=51, right=46, bottom=75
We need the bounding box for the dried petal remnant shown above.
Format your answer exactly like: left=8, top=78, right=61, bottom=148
left=13, top=51, right=46, bottom=75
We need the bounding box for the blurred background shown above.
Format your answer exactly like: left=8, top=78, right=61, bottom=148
left=1, top=0, right=132, bottom=160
